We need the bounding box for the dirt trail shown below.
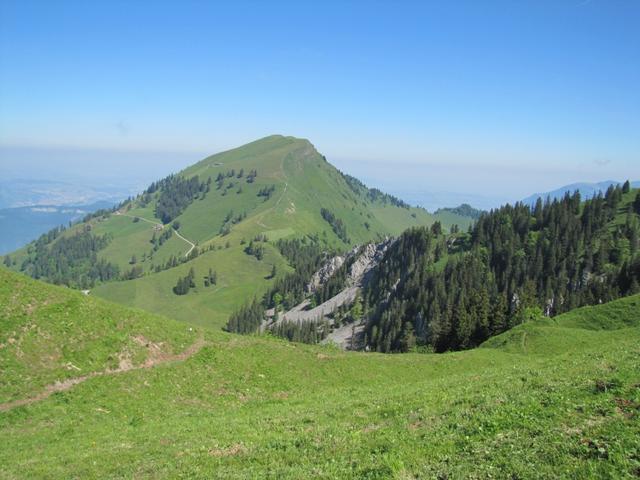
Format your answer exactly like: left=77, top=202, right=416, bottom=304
left=172, top=228, right=196, bottom=257
left=275, top=182, right=288, bottom=207
left=115, top=211, right=162, bottom=228
left=0, top=336, right=207, bottom=413
left=115, top=211, right=195, bottom=258
left=253, top=182, right=288, bottom=230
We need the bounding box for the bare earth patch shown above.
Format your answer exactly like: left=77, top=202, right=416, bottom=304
left=208, top=443, right=247, bottom=457
left=0, top=335, right=207, bottom=412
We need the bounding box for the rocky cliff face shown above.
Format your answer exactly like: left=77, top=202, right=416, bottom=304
left=345, top=238, right=393, bottom=288
left=305, top=238, right=394, bottom=293
left=278, top=238, right=394, bottom=332
left=306, top=255, right=345, bottom=293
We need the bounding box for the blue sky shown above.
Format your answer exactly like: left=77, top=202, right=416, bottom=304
left=1, top=0, right=639, bottom=206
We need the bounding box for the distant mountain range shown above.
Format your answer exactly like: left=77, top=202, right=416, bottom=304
left=0, top=178, right=133, bottom=254
left=0, top=201, right=114, bottom=254
left=0, top=179, right=132, bottom=209
left=522, top=180, right=640, bottom=207
left=386, top=180, right=640, bottom=214
left=386, top=189, right=509, bottom=212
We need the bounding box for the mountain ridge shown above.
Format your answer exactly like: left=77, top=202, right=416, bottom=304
left=6, top=135, right=474, bottom=329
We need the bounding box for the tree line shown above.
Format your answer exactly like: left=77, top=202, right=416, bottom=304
left=226, top=238, right=328, bottom=334
left=340, top=172, right=410, bottom=209
left=364, top=184, right=640, bottom=352
left=17, top=225, right=120, bottom=289
left=320, top=208, right=349, bottom=243
left=257, top=185, right=276, bottom=200
left=152, top=174, right=209, bottom=224
left=173, top=267, right=196, bottom=295
left=268, top=318, right=331, bottom=343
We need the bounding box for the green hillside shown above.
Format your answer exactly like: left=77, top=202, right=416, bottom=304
left=363, top=184, right=640, bottom=353
left=1, top=268, right=638, bottom=478
left=0, top=268, right=201, bottom=406
left=7, top=135, right=472, bottom=329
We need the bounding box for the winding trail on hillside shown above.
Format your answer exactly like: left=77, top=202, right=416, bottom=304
left=253, top=182, right=288, bottom=229
left=172, top=228, right=196, bottom=257
left=275, top=182, right=288, bottom=207
left=114, top=211, right=195, bottom=258
left=115, top=211, right=161, bottom=228
left=0, top=336, right=207, bottom=413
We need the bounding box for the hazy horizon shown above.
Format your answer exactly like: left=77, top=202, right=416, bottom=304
left=1, top=138, right=637, bottom=211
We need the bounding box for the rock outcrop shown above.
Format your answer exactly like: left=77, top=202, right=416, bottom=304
left=305, top=237, right=394, bottom=293
left=276, top=238, right=394, bottom=327
left=306, top=255, right=345, bottom=293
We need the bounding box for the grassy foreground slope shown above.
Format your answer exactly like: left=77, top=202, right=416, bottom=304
left=1, top=269, right=639, bottom=478
left=0, top=268, right=200, bottom=405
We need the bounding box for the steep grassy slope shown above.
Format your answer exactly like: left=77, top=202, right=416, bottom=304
left=1, top=269, right=638, bottom=478
left=92, top=242, right=292, bottom=328
left=82, top=135, right=470, bottom=328
left=0, top=268, right=200, bottom=404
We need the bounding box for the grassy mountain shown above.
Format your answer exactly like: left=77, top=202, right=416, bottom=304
left=1, top=267, right=639, bottom=478
left=7, top=135, right=472, bottom=329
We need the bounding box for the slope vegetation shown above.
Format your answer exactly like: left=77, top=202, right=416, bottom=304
left=363, top=184, right=640, bottom=352
left=1, top=268, right=638, bottom=478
